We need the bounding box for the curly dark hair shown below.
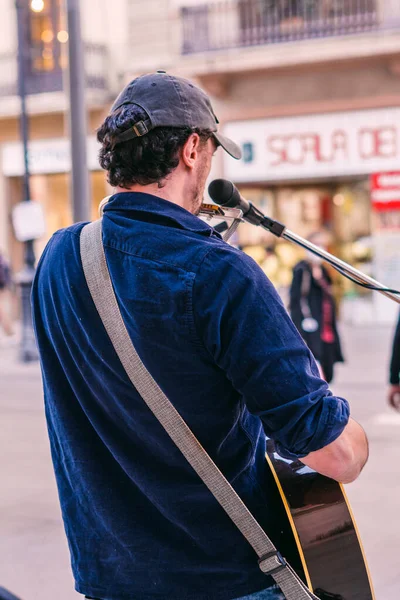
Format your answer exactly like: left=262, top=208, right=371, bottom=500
left=97, top=105, right=213, bottom=189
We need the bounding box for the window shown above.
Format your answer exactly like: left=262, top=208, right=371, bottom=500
left=16, top=0, right=70, bottom=93
left=28, top=0, right=67, bottom=74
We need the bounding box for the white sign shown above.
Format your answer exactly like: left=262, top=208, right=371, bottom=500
left=12, top=201, right=46, bottom=242
left=223, top=108, right=400, bottom=183
left=2, top=137, right=101, bottom=176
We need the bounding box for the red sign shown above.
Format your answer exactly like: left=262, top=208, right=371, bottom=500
left=268, top=127, right=397, bottom=168
left=371, top=172, right=400, bottom=212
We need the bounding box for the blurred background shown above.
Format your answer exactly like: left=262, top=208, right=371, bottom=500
left=0, top=0, right=400, bottom=599
left=1, top=0, right=400, bottom=322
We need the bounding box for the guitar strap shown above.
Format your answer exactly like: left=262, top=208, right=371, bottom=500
left=80, top=219, right=319, bottom=600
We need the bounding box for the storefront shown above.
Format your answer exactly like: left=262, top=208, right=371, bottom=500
left=1, top=136, right=108, bottom=274
left=222, top=107, right=400, bottom=323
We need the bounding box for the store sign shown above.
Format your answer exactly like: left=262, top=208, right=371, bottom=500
left=370, top=171, right=400, bottom=212
left=12, top=201, right=46, bottom=242
left=223, top=108, right=400, bottom=182
left=1, top=137, right=101, bottom=176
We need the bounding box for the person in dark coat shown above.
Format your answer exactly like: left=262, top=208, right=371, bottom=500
left=389, top=310, right=400, bottom=410
left=289, top=231, right=344, bottom=383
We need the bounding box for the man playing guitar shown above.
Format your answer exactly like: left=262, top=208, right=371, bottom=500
left=32, top=72, right=368, bottom=600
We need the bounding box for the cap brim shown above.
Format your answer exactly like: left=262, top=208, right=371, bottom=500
left=213, top=132, right=242, bottom=160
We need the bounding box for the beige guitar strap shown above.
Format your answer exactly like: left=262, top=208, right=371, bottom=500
left=80, top=219, right=319, bottom=600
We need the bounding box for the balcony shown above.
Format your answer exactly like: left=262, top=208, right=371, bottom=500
left=0, top=42, right=109, bottom=99
left=181, top=0, right=396, bottom=54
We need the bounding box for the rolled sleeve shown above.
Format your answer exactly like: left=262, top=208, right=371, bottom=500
left=274, top=393, right=350, bottom=460
left=193, top=245, right=350, bottom=459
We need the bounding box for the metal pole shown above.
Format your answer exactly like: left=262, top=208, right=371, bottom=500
left=204, top=203, right=400, bottom=305
left=66, top=0, right=91, bottom=222
left=15, top=0, right=39, bottom=362
left=281, top=228, right=400, bottom=305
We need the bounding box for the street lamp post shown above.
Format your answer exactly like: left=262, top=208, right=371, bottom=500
left=66, top=0, right=91, bottom=223
left=15, top=0, right=39, bottom=362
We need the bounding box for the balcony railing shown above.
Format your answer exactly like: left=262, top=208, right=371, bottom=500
left=0, top=42, right=109, bottom=98
left=181, top=0, right=385, bottom=54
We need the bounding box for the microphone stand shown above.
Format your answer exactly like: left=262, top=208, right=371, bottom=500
left=200, top=204, right=400, bottom=305
left=280, top=227, right=400, bottom=305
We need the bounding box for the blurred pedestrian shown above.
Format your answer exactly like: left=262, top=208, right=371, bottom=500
left=388, top=310, right=400, bottom=410
left=0, top=250, right=13, bottom=337
left=289, top=231, right=344, bottom=383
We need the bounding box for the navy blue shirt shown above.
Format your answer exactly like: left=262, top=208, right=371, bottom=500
left=32, top=193, right=349, bottom=600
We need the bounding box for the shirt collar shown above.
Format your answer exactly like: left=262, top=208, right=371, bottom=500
left=103, top=192, right=218, bottom=237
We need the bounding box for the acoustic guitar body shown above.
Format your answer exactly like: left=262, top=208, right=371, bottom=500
left=265, top=439, right=375, bottom=600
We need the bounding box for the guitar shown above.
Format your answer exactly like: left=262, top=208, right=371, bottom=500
left=265, top=439, right=375, bottom=600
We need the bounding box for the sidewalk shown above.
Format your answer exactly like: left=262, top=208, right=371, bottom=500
left=0, top=340, right=39, bottom=376
left=0, top=334, right=76, bottom=600
left=0, top=323, right=399, bottom=600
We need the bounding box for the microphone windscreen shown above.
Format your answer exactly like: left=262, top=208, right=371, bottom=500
left=208, top=179, right=241, bottom=208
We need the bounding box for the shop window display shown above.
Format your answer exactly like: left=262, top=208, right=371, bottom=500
left=7, top=171, right=108, bottom=275
left=332, top=181, right=373, bottom=299
left=237, top=181, right=372, bottom=307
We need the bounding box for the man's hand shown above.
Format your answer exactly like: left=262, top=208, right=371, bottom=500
left=388, top=385, right=400, bottom=411
left=300, top=418, right=368, bottom=484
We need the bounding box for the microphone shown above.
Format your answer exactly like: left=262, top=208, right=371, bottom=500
left=208, top=179, right=285, bottom=236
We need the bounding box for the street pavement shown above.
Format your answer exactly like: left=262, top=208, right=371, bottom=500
left=0, top=323, right=399, bottom=600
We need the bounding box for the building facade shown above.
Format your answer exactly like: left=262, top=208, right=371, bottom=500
left=0, top=0, right=130, bottom=271
left=1, top=0, right=400, bottom=323
left=124, top=0, right=400, bottom=323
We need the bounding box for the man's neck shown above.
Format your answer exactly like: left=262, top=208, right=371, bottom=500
left=114, top=181, right=191, bottom=212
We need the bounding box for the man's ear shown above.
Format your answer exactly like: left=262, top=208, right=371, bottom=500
left=181, top=133, right=201, bottom=169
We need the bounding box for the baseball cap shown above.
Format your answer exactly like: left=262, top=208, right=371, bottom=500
left=110, top=71, right=242, bottom=160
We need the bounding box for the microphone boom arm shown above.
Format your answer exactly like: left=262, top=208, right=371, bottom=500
left=281, top=227, right=400, bottom=305
left=206, top=178, right=400, bottom=305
